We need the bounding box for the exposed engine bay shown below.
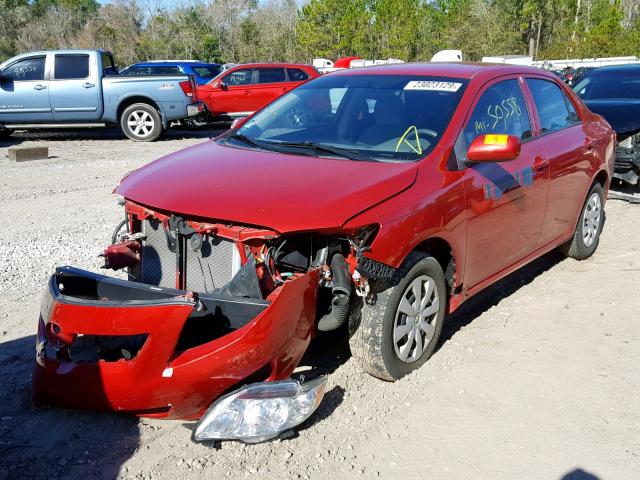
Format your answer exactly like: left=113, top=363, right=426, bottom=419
left=33, top=199, right=392, bottom=420
left=615, top=130, right=640, bottom=186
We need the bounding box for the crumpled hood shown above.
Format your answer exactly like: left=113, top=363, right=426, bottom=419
left=584, top=99, right=640, bottom=138
left=116, top=140, right=418, bottom=232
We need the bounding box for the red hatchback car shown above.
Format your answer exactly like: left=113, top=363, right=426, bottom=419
left=196, top=63, right=320, bottom=120
left=34, top=63, right=614, bottom=438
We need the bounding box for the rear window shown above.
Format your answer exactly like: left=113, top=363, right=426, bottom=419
left=287, top=68, right=310, bottom=81
left=192, top=66, right=221, bottom=79
left=258, top=68, right=286, bottom=84
left=54, top=54, right=90, bottom=80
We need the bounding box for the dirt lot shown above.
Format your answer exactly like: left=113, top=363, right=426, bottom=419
left=1, top=129, right=639, bottom=480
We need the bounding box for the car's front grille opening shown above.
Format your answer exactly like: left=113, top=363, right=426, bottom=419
left=140, top=219, right=240, bottom=292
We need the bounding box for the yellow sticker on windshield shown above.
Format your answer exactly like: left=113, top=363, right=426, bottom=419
left=395, top=126, right=423, bottom=155
left=484, top=134, right=508, bottom=145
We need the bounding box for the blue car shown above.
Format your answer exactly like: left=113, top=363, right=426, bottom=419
left=119, top=60, right=222, bottom=86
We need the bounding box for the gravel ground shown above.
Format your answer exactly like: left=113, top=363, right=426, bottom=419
left=1, top=128, right=639, bottom=480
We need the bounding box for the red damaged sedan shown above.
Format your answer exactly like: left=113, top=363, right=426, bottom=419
left=33, top=63, right=614, bottom=443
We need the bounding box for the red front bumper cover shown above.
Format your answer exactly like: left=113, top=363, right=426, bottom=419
left=33, top=266, right=319, bottom=420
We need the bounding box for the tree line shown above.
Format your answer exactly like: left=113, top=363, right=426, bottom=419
left=1, top=0, right=639, bottom=66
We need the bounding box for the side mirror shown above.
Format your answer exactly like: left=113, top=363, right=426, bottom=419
left=0, top=72, right=10, bottom=83
left=467, top=134, right=521, bottom=162
left=213, top=79, right=227, bottom=89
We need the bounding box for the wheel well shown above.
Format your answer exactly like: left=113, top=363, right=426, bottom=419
left=413, top=237, right=456, bottom=291
left=117, top=96, right=161, bottom=121
left=594, top=170, right=608, bottom=189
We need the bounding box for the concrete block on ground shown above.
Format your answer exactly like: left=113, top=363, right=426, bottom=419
left=7, top=146, right=49, bottom=162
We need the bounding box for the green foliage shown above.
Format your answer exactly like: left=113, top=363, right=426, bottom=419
left=0, top=0, right=638, bottom=65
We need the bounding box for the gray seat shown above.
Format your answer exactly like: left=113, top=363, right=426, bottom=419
left=357, top=95, right=409, bottom=147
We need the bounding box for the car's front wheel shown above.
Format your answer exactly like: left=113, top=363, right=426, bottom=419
left=349, top=252, right=446, bottom=381
left=561, top=182, right=605, bottom=260
left=120, top=103, right=163, bottom=142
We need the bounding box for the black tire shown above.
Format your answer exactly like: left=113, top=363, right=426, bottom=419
left=561, top=183, right=605, bottom=260
left=348, top=252, right=446, bottom=381
left=120, top=103, right=163, bottom=142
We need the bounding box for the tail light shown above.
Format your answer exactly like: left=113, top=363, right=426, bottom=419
left=179, top=80, right=193, bottom=97
left=179, top=80, right=194, bottom=99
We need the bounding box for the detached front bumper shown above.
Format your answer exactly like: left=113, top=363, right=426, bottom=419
left=33, top=266, right=319, bottom=420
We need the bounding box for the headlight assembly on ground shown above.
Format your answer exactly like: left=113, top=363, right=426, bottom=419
left=192, top=376, right=328, bottom=444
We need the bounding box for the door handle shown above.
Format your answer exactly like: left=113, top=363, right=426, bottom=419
left=281, top=88, right=288, bottom=93
left=33, top=84, right=47, bottom=90
left=244, top=90, right=251, bottom=95
left=532, top=156, right=549, bottom=172
left=82, top=82, right=95, bottom=89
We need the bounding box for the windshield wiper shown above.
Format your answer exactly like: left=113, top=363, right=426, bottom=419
left=268, top=141, right=371, bottom=161
left=226, top=132, right=277, bottom=151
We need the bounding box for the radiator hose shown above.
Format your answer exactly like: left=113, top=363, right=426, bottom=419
left=317, top=253, right=351, bottom=332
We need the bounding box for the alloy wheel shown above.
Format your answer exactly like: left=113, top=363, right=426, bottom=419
left=127, top=110, right=155, bottom=138
left=582, top=191, right=602, bottom=247
left=393, top=274, right=440, bottom=363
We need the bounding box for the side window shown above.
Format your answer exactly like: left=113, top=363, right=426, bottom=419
left=257, top=68, right=286, bottom=84
left=287, top=68, right=310, bottom=81
left=563, top=93, right=580, bottom=123
left=526, top=79, right=571, bottom=133
left=464, top=79, right=532, bottom=145
left=2, top=56, right=46, bottom=81
left=152, top=66, right=181, bottom=75
left=54, top=54, right=90, bottom=80
left=224, top=69, right=254, bottom=86
left=124, top=67, right=149, bottom=76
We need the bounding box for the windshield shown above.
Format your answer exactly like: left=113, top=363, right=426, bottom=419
left=224, top=74, right=468, bottom=162
left=193, top=65, right=221, bottom=79
left=574, top=70, right=640, bottom=100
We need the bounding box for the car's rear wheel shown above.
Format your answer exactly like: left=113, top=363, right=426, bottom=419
left=561, top=182, right=605, bottom=260
left=120, top=103, right=163, bottom=142
left=348, top=252, right=446, bottom=381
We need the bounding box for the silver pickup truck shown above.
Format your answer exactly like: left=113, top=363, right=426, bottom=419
left=0, top=49, right=204, bottom=141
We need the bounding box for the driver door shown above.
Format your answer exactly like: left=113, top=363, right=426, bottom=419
left=460, top=77, right=550, bottom=288
left=212, top=68, right=256, bottom=117
left=0, top=55, right=53, bottom=123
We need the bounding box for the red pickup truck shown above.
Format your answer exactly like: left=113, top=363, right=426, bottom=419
left=196, top=63, right=319, bottom=121
left=34, top=63, right=614, bottom=443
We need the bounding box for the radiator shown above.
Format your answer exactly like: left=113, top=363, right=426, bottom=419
left=140, top=219, right=239, bottom=292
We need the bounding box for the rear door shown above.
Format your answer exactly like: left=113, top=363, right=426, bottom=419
left=461, top=77, right=550, bottom=288
left=49, top=53, right=101, bottom=121
left=253, top=67, right=288, bottom=110
left=524, top=77, right=591, bottom=245
left=0, top=54, right=52, bottom=123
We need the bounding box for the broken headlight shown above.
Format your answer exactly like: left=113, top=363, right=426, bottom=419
left=193, top=376, right=328, bottom=444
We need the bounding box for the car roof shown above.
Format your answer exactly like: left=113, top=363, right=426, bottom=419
left=228, top=63, right=314, bottom=69
left=586, top=63, right=640, bottom=73
left=130, top=61, right=220, bottom=67
left=328, top=62, right=556, bottom=81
